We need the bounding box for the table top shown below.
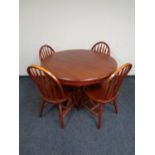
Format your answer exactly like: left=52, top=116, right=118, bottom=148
left=41, top=49, right=117, bottom=86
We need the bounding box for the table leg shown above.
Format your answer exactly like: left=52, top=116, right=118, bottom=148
left=74, top=87, right=86, bottom=110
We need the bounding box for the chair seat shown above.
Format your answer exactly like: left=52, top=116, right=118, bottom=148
left=85, top=83, right=116, bottom=103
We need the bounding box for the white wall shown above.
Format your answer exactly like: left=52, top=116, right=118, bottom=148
left=20, top=0, right=135, bottom=75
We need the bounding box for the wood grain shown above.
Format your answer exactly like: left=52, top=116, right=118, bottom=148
left=41, top=49, right=117, bottom=86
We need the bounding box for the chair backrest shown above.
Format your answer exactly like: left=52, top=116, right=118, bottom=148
left=39, top=44, right=55, bottom=62
left=91, top=41, right=110, bottom=56
left=104, top=63, right=132, bottom=99
left=27, top=65, right=66, bottom=103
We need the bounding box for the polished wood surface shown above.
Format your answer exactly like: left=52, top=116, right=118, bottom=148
left=27, top=64, right=74, bottom=128
left=41, top=49, right=117, bottom=86
left=39, top=44, right=55, bottom=62
left=91, top=41, right=110, bottom=56
left=83, top=63, right=132, bottom=128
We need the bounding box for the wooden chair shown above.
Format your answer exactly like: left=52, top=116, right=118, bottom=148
left=27, top=64, right=74, bottom=128
left=39, top=44, right=55, bottom=62
left=91, top=41, right=110, bottom=56
left=83, top=63, right=132, bottom=129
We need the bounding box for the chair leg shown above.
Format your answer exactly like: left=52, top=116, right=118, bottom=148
left=39, top=100, right=45, bottom=117
left=113, top=99, right=118, bottom=114
left=58, top=104, right=64, bottom=128
left=98, top=104, right=103, bottom=129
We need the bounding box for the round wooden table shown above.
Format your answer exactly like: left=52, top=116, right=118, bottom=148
left=41, top=49, right=117, bottom=87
